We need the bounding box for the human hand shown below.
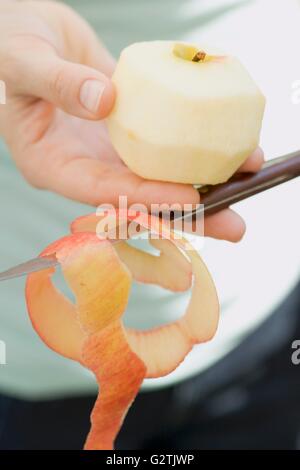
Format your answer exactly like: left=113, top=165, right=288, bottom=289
left=0, top=0, right=264, bottom=242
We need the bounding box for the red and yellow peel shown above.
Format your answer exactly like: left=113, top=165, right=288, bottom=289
left=82, top=322, right=145, bottom=450
left=25, top=211, right=219, bottom=450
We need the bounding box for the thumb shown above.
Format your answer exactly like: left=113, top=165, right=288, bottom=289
left=8, top=38, right=115, bottom=119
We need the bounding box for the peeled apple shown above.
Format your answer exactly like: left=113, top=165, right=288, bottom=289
left=26, top=211, right=219, bottom=450
left=107, top=41, right=266, bottom=185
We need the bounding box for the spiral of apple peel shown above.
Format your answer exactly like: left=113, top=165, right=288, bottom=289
left=25, top=211, right=219, bottom=450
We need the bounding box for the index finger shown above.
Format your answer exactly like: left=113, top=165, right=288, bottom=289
left=238, top=147, right=264, bottom=173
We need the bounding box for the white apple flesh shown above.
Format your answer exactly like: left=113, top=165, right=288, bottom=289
left=107, top=41, right=265, bottom=185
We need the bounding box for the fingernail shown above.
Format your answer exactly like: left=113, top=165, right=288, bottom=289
left=80, top=80, right=106, bottom=114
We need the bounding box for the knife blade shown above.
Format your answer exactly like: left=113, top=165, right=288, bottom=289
left=0, top=254, right=59, bottom=281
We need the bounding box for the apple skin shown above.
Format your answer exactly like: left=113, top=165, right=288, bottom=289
left=107, top=41, right=266, bottom=185
left=72, top=211, right=219, bottom=378
left=26, top=231, right=145, bottom=451
left=26, top=211, right=219, bottom=450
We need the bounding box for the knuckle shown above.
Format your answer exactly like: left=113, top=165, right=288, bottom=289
left=50, top=64, right=68, bottom=100
left=17, top=157, right=46, bottom=190
left=21, top=167, right=43, bottom=189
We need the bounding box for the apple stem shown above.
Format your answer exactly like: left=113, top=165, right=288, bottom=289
left=192, top=51, right=207, bottom=62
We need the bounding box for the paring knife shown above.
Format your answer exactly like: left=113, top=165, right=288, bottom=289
left=0, top=150, right=299, bottom=282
